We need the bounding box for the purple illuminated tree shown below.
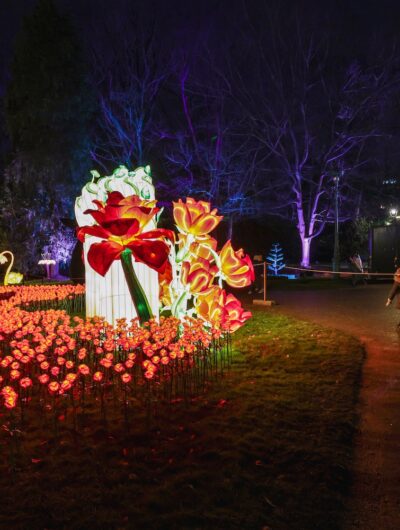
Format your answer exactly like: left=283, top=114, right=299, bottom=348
left=240, top=10, right=397, bottom=266
left=85, top=2, right=272, bottom=236
left=159, top=40, right=267, bottom=239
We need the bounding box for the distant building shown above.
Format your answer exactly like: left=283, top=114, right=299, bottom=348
left=369, top=224, right=400, bottom=274
left=379, top=175, right=400, bottom=220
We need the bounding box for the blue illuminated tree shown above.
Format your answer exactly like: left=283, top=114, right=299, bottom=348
left=88, top=4, right=170, bottom=169
left=267, top=243, right=285, bottom=276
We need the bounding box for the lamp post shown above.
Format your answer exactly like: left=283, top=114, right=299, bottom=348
left=332, top=169, right=342, bottom=274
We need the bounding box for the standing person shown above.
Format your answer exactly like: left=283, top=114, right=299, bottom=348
left=385, top=268, right=400, bottom=308
left=349, top=253, right=366, bottom=286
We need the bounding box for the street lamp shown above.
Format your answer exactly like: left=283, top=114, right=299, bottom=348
left=332, top=170, right=342, bottom=273
left=389, top=208, right=398, bottom=217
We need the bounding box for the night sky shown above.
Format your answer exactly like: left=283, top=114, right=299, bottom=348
left=2, top=0, right=400, bottom=69
left=2, top=0, right=400, bottom=109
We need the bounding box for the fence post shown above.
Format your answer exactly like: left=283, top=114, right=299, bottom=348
left=253, top=261, right=275, bottom=306
left=263, top=261, right=267, bottom=302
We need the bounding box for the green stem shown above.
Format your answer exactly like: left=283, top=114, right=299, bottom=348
left=120, top=248, right=153, bottom=325
left=171, top=289, right=189, bottom=318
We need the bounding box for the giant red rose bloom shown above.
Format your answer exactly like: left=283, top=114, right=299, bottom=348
left=77, top=191, right=174, bottom=276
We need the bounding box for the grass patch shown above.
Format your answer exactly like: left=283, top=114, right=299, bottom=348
left=0, top=309, right=364, bottom=530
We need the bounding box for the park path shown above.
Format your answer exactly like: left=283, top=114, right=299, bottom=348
left=265, top=284, right=400, bottom=529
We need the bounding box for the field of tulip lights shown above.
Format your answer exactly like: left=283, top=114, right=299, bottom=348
left=0, top=283, right=231, bottom=432
left=0, top=282, right=365, bottom=530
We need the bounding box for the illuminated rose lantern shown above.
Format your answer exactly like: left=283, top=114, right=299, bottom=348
left=161, top=198, right=254, bottom=332
left=75, top=166, right=169, bottom=326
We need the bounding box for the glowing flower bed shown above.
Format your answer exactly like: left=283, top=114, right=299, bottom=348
left=0, top=284, right=231, bottom=428
left=0, top=171, right=253, bottom=433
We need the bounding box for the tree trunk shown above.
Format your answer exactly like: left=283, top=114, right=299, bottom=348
left=300, top=237, right=312, bottom=268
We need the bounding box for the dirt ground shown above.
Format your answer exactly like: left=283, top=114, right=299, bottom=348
left=264, top=283, right=400, bottom=529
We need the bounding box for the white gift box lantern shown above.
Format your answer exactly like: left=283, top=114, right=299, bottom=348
left=75, top=165, right=160, bottom=326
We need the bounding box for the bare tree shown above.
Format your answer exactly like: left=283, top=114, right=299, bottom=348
left=87, top=3, right=170, bottom=169
left=239, top=11, right=397, bottom=266
left=159, top=42, right=268, bottom=239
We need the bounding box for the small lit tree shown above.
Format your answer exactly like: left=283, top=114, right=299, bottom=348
left=267, top=243, right=285, bottom=276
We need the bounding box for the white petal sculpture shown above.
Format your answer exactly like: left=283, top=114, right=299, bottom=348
left=75, top=165, right=160, bottom=326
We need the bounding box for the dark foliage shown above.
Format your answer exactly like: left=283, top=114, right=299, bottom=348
left=2, top=0, right=95, bottom=273
left=5, top=0, right=94, bottom=174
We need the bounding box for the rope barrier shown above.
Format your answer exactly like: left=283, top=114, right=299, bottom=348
left=252, top=262, right=394, bottom=276
left=250, top=261, right=395, bottom=306
left=284, top=266, right=392, bottom=277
